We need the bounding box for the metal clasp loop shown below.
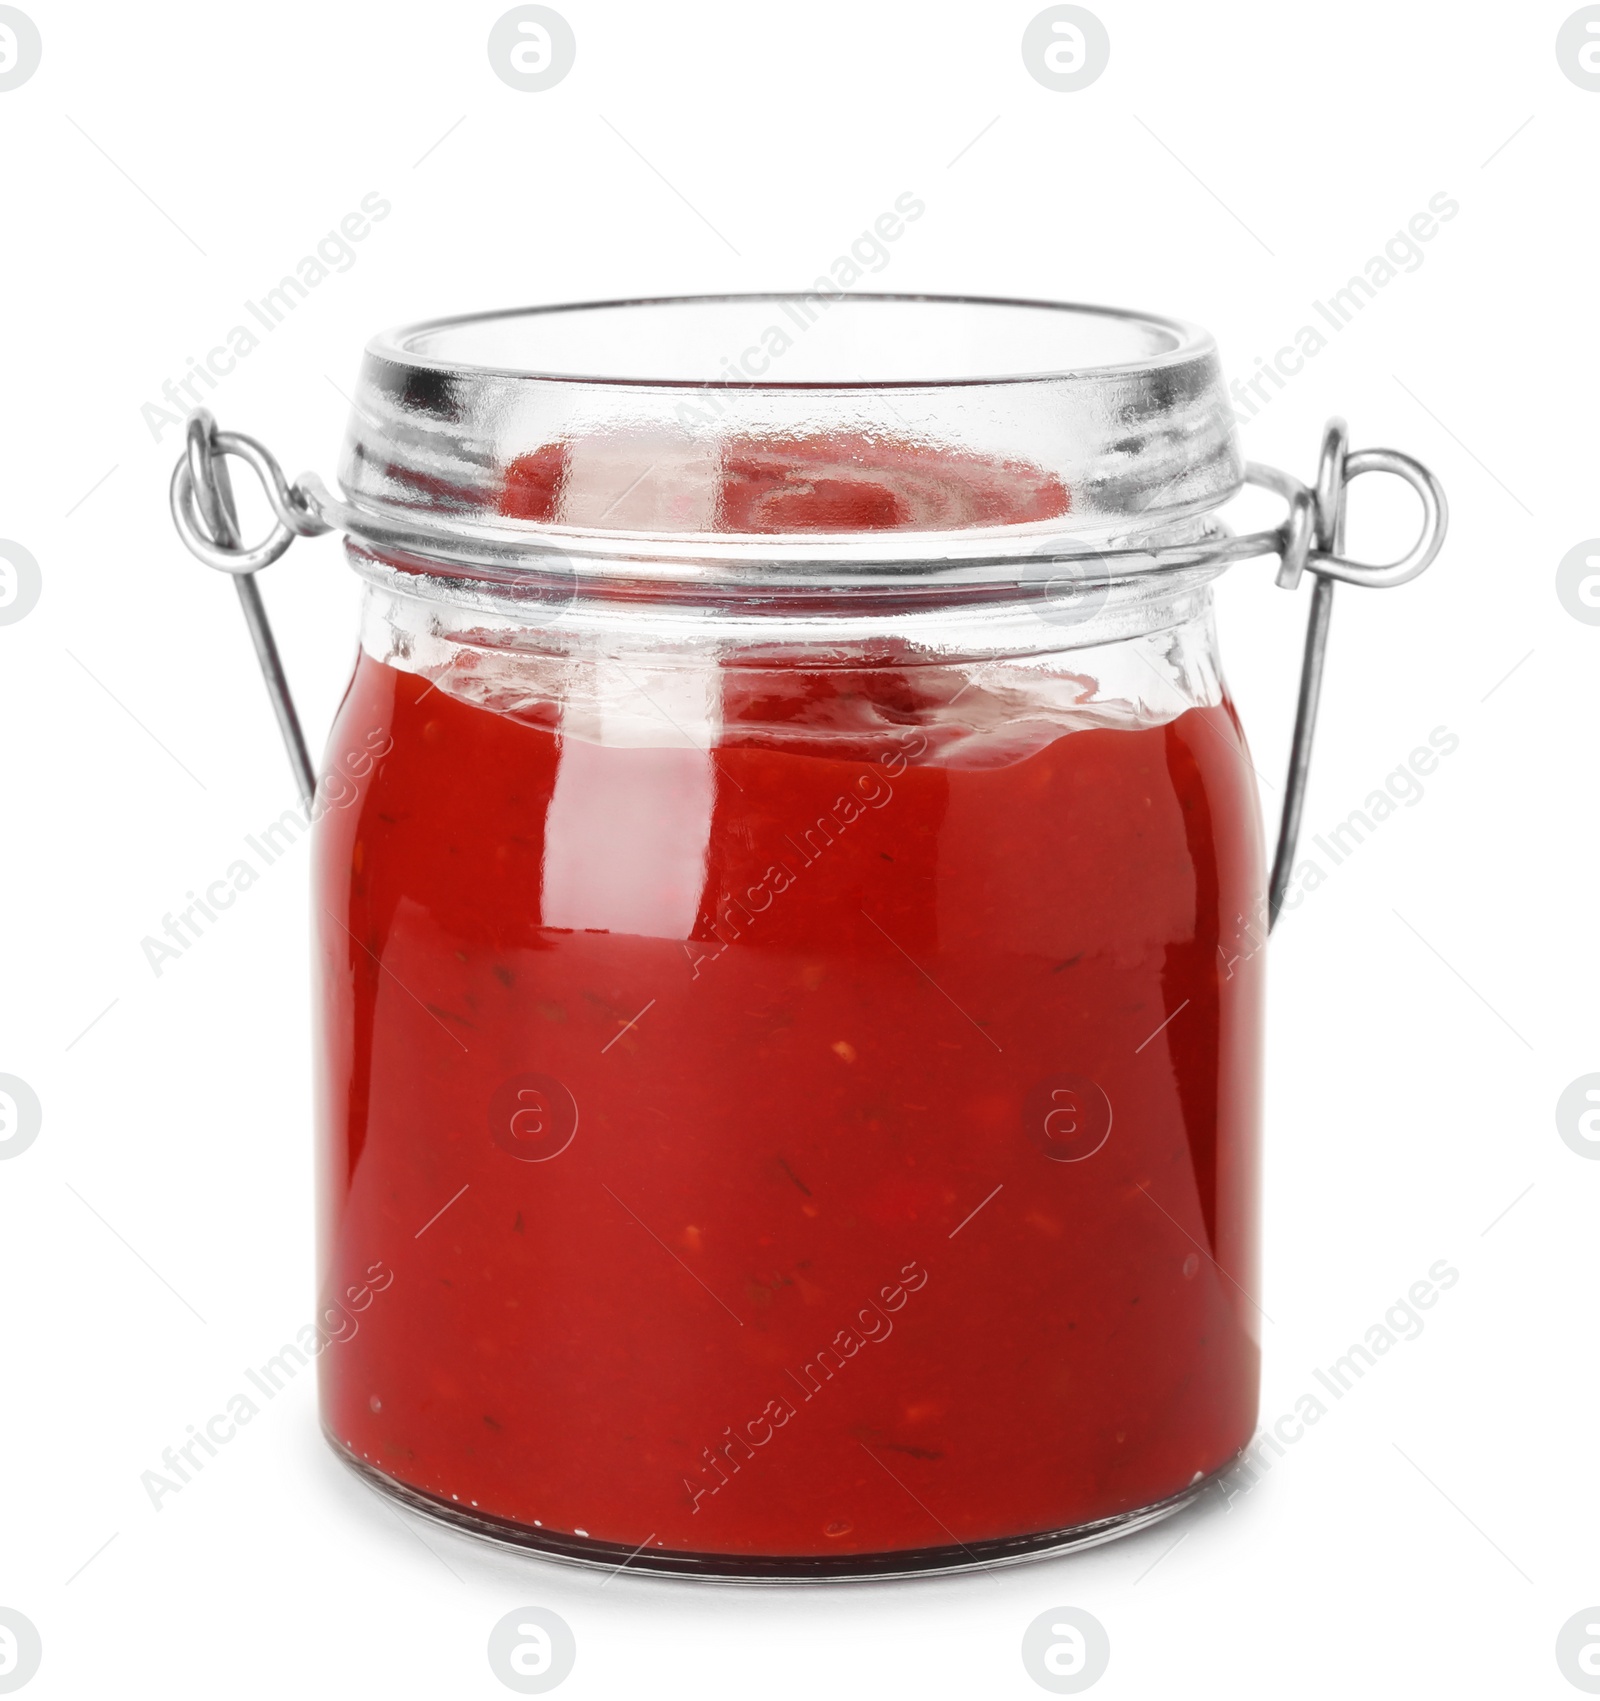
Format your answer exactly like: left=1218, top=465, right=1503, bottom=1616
left=170, top=415, right=330, bottom=576
left=1266, top=436, right=1447, bottom=593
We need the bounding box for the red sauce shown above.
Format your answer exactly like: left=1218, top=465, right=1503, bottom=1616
left=314, top=441, right=1264, bottom=1565
left=499, top=433, right=1073, bottom=531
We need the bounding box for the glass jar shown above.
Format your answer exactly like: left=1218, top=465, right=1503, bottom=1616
left=169, top=294, right=1446, bottom=1579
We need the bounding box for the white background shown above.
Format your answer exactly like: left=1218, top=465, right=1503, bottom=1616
left=1, top=1, right=1595, bottom=1695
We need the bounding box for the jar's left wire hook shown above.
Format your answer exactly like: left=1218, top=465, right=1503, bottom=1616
left=170, top=410, right=332, bottom=812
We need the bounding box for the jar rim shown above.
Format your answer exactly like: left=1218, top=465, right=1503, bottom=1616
left=335, top=292, right=1242, bottom=581
left=366, top=292, right=1216, bottom=392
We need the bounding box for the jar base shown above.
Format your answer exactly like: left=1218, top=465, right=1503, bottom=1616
left=325, top=1427, right=1225, bottom=1583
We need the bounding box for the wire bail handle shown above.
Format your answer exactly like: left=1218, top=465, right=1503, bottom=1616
left=168, top=410, right=1446, bottom=925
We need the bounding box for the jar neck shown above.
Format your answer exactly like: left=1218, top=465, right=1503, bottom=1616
left=342, top=505, right=1234, bottom=663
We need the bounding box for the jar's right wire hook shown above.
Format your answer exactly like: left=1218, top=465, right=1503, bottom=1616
left=1264, top=419, right=1347, bottom=931
left=1258, top=417, right=1448, bottom=931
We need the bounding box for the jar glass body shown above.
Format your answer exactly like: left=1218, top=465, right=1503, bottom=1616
left=312, top=552, right=1265, bottom=1576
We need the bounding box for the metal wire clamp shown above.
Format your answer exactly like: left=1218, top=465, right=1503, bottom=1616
left=169, top=412, right=1446, bottom=929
